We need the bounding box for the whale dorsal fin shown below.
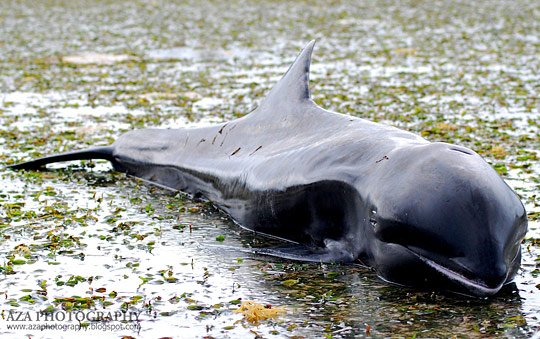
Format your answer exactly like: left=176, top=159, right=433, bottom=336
left=256, top=40, right=316, bottom=114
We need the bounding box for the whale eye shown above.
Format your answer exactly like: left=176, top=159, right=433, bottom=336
left=369, top=209, right=377, bottom=228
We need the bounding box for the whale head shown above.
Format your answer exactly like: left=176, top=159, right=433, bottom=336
left=366, top=142, right=528, bottom=297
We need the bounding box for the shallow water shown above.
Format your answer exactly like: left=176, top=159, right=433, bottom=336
left=0, top=0, right=539, bottom=338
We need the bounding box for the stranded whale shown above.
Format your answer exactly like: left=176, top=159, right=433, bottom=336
left=9, top=41, right=528, bottom=297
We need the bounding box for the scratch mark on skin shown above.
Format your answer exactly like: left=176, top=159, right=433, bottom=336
left=218, top=124, right=228, bottom=134
left=220, top=124, right=237, bottom=147
left=249, top=145, right=262, bottom=156
left=376, top=155, right=389, bottom=163
left=214, top=124, right=229, bottom=145
left=230, top=147, right=241, bottom=156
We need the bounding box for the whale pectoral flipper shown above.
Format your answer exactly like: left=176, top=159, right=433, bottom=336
left=254, top=243, right=355, bottom=263
left=7, top=146, right=115, bottom=170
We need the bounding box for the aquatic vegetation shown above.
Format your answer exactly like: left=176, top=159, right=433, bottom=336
left=234, top=300, right=285, bottom=324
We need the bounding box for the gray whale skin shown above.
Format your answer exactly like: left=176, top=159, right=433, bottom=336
left=10, top=41, right=528, bottom=297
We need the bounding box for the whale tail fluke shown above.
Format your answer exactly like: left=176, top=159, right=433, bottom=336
left=7, top=146, right=115, bottom=170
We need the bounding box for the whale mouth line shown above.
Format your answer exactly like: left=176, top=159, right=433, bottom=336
left=403, top=246, right=505, bottom=296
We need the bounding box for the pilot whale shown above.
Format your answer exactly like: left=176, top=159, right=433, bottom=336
left=9, top=41, right=528, bottom=297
